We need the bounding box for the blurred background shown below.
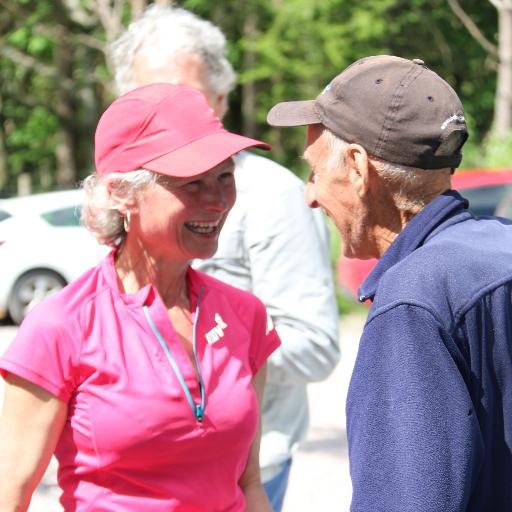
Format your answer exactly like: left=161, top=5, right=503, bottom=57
left=1, top=0, right=512, bottom=320
left=0, top=0, right=511, bottom=196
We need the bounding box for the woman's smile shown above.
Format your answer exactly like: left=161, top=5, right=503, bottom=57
left=185, top=219, right=223, bottom=237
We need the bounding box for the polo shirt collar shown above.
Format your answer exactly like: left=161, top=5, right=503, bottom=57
left=358, top=190, right=470, bottom=303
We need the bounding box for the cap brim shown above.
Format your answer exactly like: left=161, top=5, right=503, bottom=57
left=142, top=130, right=270, bottom=177
left=267, top=100, right=320, bottom=127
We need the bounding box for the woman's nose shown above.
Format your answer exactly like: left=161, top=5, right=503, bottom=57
left=202, top=183, right=233, bottom=211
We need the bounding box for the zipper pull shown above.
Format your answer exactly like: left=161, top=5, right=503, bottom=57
left=195, top=404, right=204, bottom=422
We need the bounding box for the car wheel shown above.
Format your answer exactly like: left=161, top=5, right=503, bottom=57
left=8, top=270, right=66, bottom=325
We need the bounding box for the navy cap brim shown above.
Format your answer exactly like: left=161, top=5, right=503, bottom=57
left=267, top=100, right=320, bottom=127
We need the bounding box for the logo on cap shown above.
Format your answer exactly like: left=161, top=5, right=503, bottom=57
left=441, top=114, right=466, bottom=130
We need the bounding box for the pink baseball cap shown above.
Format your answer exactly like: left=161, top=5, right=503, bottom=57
left=94, top=83, right=270, bottom=177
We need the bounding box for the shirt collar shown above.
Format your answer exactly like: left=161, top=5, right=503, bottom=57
left=358, top=190, right=470, bottom=302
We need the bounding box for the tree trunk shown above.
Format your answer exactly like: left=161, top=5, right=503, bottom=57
left=131, top=0, right=147, bottom=20
left=241, top=13, right=257, bottom=137
left=0, top=95, right=8, bottom=194
left=54, top=28, right=78, bottom=188
left=55, top=128, right=76, bottom=188
left=494, top=4, right=512, bottom=136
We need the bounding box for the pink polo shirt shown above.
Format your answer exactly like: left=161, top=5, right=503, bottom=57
left=0, top=252, right=280, bottom=511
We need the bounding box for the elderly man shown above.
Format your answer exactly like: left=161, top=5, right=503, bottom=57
left=268, top=55, right=512, bottom=511
left=110, top=6, right=340, bottom=511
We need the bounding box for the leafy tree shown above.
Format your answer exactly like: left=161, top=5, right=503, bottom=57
left=447, top=0, right=512, bottom=168
left=0, top=0, right=110, bottom=194
left=0, top=0, right=506, bottom=195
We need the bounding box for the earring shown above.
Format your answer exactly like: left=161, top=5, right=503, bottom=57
left=123, top=210, right=131, bottom=233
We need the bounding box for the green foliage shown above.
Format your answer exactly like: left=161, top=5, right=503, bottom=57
left=5, top=103, right=57, bottom=176
left=27, top=35, right=53, bottom=57
left=459, top=138, right=482, bottom=169
left=484, top=131, right=512, bottom=168
left=177, top=0, right=499, bottom=177
left=0, top=0, right=506, bottom=194
left=7, top=27, right=31, bottom=48
left=0, top=0, right=106, bottom=192
left=460, top=110, right=512, bottom=169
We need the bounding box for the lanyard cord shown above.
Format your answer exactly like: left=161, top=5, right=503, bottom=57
left=143, top=288, right=205, bottom=422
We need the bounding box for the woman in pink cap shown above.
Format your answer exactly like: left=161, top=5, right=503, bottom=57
left=0, top=83, right=280, bottom=512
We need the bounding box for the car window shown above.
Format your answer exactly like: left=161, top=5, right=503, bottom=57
left=41, top=205, right=82, bottom=227
left=0, top=209, right=11, bottom=223
left=461, top=184, right=512, bottom=217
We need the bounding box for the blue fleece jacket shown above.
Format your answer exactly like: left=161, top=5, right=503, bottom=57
left=347, top=190, right=512, bottom=512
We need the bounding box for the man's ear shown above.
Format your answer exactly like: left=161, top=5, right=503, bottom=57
left=344, top=143, right=370, bottom=198
left=105, top=178, right=138, bottom=216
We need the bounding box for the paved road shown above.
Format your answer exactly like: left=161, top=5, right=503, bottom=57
left=0, top=312, right=366, bottom=511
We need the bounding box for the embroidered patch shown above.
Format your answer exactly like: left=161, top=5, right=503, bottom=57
left=441, top=113, right=466, bottom=130
left=205, top=313, right=228, bottom=345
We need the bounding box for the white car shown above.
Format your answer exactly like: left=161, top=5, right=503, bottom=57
left=0, top=189, right=108, bottom=324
